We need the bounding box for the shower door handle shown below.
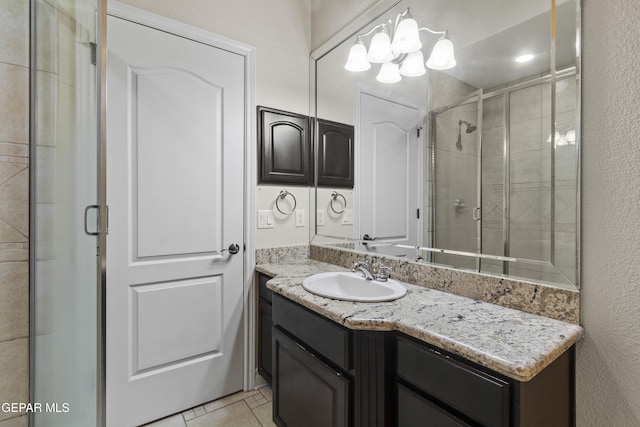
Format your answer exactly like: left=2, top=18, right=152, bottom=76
left=84, top=205, right=100, bottom=236
left=472, top=207, right=481, bottom=221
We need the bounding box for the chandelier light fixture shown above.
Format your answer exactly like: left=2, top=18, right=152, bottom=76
left=345, top=7, right=457, bottom=83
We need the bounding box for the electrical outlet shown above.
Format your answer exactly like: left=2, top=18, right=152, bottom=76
left=295, top=209, right=305, bottom=227
left=257, top=210, right=275, bottom=229
left=341, top=209, right=353, bottom=225
left=317, top=209, right=325, bottom=226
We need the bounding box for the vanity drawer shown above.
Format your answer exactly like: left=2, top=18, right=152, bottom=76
left=258, top=272, right=273, bottom=303
left=397, top=383, right=471, bottom=427
left=272, top=294, right=353, bottom=371
left=397, top=335, right=510, bottom=427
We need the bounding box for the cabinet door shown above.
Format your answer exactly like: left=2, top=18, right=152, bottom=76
left=258, top=106, right=311, bottom=185
left=258, top=298, right=272, bottom=383
left=317, top=119, right=354, bottom=188
left=273, top=328, right=351, bottom=427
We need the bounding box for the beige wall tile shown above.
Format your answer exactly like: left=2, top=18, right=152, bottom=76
left=0, top=415, right=28, bottom=427
left=0, top=338, right=29, bottom=422
left=0, top=64, right=28, bottom=145
left=0, top=0, right=29, bottom=67
left=0, top=168, right=28, bottom=237
left=0, top=262, right=28, bottom=342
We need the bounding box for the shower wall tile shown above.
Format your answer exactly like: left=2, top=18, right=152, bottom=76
left=0, top=63, right=29, bottom=145
left=0, top=0, right=29, bottom=67
left=0, top=415, right=27, bottom=427
left=510, top=118, right=543, bottom=153
left=0, top=338, right=29, bottom=422
left=0, top=263, right=28, bottom=342
left=482, top=126, right=503, bottom=158
left=510, top=85, right=542, bottom=123
left=1, top=0, right=30, bottom=413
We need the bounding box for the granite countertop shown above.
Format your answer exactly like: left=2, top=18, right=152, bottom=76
left=256, top=258, right=583, bottom=382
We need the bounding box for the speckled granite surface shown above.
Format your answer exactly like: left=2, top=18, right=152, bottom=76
left=310, top=244, right=580, bottom=324
left=256, top=259, right=583, bottom=382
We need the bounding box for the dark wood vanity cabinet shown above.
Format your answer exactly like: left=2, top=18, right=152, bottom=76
left=396, top=334, right=575, bottom=427
left=317, top=119, right=354, bottom=188
left=269, top=293, right=575, bottom=427
left=257, top=273, right=273, bottom=383
left=258, top=106, right=311, bottom=185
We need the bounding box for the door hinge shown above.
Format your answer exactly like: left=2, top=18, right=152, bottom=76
left=90, top=42, right=97, bottom=66
left=417, top=208, right=420, bottom=219
left=417, top=126, right=423, bottom=138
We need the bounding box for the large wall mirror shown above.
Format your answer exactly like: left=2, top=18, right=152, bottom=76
left=311, top=0, right=581, bottom=290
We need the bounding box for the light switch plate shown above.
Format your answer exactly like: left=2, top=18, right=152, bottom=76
left=258, top=210, right=275, bottom=229
left=341, top=209, right=353, bottom=225
left=295, top=209, right=305, bottom=227
left=317, top=209, right=325, bottom=226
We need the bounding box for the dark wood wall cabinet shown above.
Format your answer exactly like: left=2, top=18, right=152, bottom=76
left=268, top=292, right=576, bottom=427
left=258, top=106, right=311, bottom=185
left=257, top=106, right=354, bottom=187
left=317, top=119, right=354, bottom=188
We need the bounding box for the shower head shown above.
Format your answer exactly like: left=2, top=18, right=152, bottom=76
left=459, top=120, right=477, bottom=133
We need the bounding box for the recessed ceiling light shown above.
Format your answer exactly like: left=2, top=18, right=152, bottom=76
left=515, top=54, right=534, bottom=63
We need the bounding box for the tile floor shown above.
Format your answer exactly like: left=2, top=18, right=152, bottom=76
left=143, top=385, right=275, bottom=427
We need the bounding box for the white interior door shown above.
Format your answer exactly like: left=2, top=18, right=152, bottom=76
left=106, top=14, right=245, bottom=427
left=358, top=91, right=422, bottom=246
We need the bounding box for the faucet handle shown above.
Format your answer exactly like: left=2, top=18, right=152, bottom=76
left=351, top=261, right=369, bottom=272
left=375, top=263, right=394, bottom=281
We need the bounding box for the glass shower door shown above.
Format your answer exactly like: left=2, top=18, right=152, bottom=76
left=31, top=0, right=104, bottom=426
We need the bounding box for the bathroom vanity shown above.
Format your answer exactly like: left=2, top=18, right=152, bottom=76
left=256, top=260, right=581, bottom=427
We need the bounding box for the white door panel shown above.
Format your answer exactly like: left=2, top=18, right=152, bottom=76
left=107, top=14, right=245, bottom=427
left=358, top=92, right=421, bottom=246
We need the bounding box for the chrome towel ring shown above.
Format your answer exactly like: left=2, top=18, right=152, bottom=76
left=275, top=189, right=296, bottom=216
left=330, top=191, right=346, bottom=214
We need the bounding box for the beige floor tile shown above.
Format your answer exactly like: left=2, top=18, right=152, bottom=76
left=182, top=409, right=196, bottom=421
left=251, top=402, right=276, bottom=427
left=203, top=390, right=260, bottom=413
left=187, top=401, right=260, bottom=427
left=143, top=413, right=186, bottom=427
left=0, top=414, right=28, bottom=427
left=258, top=387, right=272, bottom=402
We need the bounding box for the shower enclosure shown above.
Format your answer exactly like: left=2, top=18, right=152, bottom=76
left=30, top=0, right=106, bottom=426
left=430, top=69, right=579, bottom=286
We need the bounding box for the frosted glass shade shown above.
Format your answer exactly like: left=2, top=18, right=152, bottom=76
left=367, top=30, right=393, bottom=63
left=391, top=17, right=422, bottom=53
left=426, top=36, right=456, bottom=70
left=400, top=51, right=426, bottom=77
left=345, top=41, right=370, bottom=72
left=376, top=62, right=401, bottom=83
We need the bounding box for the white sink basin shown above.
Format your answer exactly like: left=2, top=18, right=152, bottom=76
left=302, top=272, right=406, bottom=302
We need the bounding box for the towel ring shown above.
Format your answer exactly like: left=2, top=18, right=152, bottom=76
left=330, top=191, right=346, bottom=214
left=275, top=190, right=296, bottom=216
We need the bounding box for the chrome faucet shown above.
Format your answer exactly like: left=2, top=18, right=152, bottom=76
left=351, top=261, right=375, bottom=280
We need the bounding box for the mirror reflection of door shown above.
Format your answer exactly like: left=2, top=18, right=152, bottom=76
left=357, top=88, right=422, bottom=247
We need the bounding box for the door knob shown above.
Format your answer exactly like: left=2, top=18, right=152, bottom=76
left=224, top=243, right=240, bottom=255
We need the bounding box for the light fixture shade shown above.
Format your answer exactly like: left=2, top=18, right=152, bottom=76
left=565, top=129, right=576, bottom=143
left=399, top=50, right=426, bottom=77
left=376, top=62, right=401, bottom=84
left=345, top=40, right=371, bottom=72
left=426, top=35, right=456, bottom=70
left=367, top=29, right=393, bottom=63
left=391, top=17, right=422, bottom=53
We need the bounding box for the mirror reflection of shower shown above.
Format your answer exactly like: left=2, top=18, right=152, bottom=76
left=456, top=120, right=477, bottom=150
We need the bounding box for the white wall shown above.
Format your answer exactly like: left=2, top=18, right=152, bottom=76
left=578, top=0, right=640, bottom=425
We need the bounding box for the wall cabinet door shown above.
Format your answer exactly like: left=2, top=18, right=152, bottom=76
left=258, top=106, right=311, bottom=185
left=273, top=328, right=351, bottom=427
left=317, top=119, right=354, bottom=188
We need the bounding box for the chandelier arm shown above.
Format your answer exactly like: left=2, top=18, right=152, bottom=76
left=418, top=27, right=447, bottom=36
